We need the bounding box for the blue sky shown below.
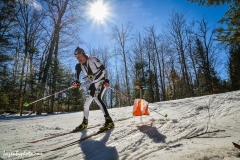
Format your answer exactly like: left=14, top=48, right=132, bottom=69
left=81, top=0, right=229, bottom=48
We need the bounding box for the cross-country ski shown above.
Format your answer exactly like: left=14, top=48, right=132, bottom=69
left=28, top=124, right=101, bottom=143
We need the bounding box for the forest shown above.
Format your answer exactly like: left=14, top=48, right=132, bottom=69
left=0, top=0, right=239, bottom=116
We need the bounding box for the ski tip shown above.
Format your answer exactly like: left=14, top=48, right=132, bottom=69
left=232, top=142, right=240, bottom=149
left=71, top=129, right=81, bottom=133
left=97, top=130, right=104, bottom=133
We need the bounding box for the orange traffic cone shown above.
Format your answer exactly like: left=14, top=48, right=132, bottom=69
left=133, top=99, right=150, bottom=116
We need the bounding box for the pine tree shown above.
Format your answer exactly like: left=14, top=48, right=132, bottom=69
left=132, top=61, right=147, bottom=99
left=194, top=37, right=220, bottom=94
left=187, top=0, right=240, bottom=45
left=0, top=0, right=16, bottom=77
left=228, top=44, right=240, bottom=90
left=168, top=68, right=181, bottom=99
left=0, top=0, right=16, bottom=46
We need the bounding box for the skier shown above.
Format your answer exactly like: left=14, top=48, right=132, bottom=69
left=72, top=47, right=114, bottom=132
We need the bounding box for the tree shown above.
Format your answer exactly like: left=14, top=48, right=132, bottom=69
left=109, top=22, right=133, bottom=105
left=187, top=0, right=232, bottom=6
left=131, top=32, right=148, bottom=100
left=0, top=0, right=17, bottom=46
left=228, top=44, right=240, bottom=90
left=145, top=26, right=166, bottom=101
left=0, top=0, right=17, bottom=94
left=193, top=18, right=221, bottom=94
left=164, top=10, right=193, bottom=97
left=185, top=23, right=199, bottom=95
left=36, top=0, right=85, bottom=114
left=168, top=67, right=181, bottom=99
left=144, top=36, right=160, bottom=102
left=36, top=0, right=70, bottom=114
left=187, top=0, right=240, bottom=45
left=15, top=0, right=46, bottom=116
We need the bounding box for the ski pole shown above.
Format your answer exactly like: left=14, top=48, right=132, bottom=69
left=108, top=87, right=134, bottom=101
left=23, top=86, right=74, bottom=107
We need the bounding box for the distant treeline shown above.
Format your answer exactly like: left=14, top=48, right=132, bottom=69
left=0, top=0, right=239, bottom=115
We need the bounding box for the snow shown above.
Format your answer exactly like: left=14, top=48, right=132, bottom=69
left=1, top=90, right=240, bottom=160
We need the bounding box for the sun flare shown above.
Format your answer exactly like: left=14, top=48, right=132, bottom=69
left=90, top=1, right=107, bottom=22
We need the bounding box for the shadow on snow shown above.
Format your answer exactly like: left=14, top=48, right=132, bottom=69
left=137, top=125, right=166, bottom=143
left=79, top=129, right=119, bottom=160
left=0, top=112, right=79, bottom=121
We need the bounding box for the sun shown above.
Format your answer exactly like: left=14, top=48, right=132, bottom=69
left=90, top=1, right=107, bottom=22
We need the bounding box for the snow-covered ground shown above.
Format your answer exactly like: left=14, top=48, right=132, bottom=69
left=1, top=90, right=240, bottom=160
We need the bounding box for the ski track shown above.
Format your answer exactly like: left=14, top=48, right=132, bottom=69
left=1, top=91, right=240, bottom=159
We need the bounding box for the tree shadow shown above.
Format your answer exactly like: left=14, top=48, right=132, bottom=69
left=137, top=125, right=166, bottom=143
left=79, top=129, right=119, bottom=160
left=0, top=112, right=78, bottom=121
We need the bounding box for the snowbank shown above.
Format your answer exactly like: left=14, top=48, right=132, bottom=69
left=0, top=91, right=240, bottom=160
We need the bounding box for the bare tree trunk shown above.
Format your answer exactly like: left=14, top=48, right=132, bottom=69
left=109, top=22, right=133, bottom=105
left=144, top=36, right=160, bottom=102
left=195, top=18, right=219, bottom=94
left=18, top=46, right=28, bottom=116
left=17, top=2, right=30, bottom=116
left=49, top=31, right=60, bottom=113
left=36, top=0, right=69, bottom=115
left=165, top=10, right=192, bottom=98
left=186, top=26, right=200, bottom=95
left=15, top=0, right=47, bottom=115
left=147, top=26, right=166, bottom=101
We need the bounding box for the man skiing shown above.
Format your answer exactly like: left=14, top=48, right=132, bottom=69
left=72, top=47, right=114, bottom=132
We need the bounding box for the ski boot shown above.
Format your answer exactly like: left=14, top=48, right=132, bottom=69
left=73, top=117, right=88, bottom=132
left=99, top=116, right=115, bottom=132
